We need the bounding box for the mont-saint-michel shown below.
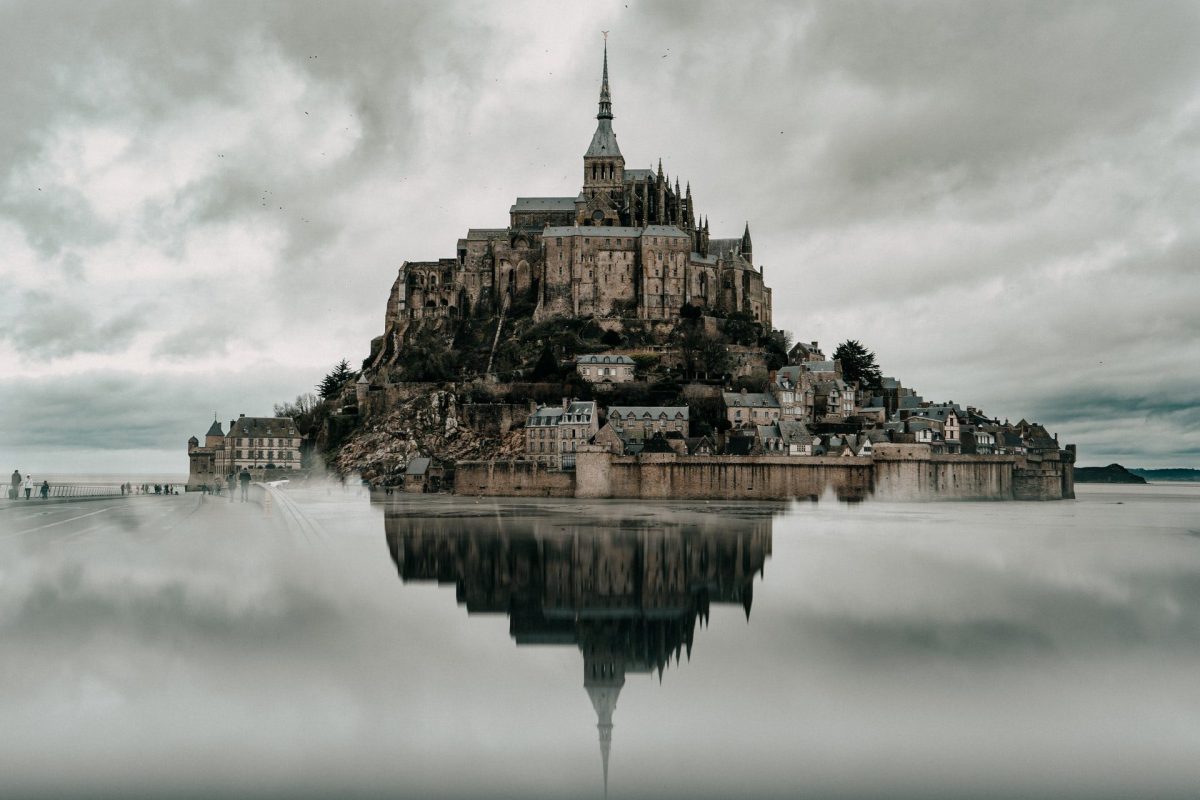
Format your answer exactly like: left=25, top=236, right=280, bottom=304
left=187, top=44, right=1075, bottom=502
left=6, top=5, right=1200, bottom=800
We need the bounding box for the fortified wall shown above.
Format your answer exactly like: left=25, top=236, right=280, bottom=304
left=455, top=443, right=1075, bottom=501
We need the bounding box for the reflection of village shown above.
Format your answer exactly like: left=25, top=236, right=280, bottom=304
left=383, top=504, right=773, bottom=795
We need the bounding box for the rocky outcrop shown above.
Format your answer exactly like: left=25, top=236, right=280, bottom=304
left=1075, top=463, right=1147, bottom=484
left=329, top=389, right=524, bottom=484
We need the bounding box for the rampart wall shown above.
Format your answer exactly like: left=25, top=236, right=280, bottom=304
left=454, top=443, right=1075, bottom=502
left=455, top=460, right=575, bottom=497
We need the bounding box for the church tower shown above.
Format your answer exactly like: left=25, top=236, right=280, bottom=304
left=579, top=41, right=625, bottom=226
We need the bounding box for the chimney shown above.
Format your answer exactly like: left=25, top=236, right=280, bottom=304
left=562, top=397, right=569, bottom=410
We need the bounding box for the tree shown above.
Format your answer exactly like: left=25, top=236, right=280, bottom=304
left=274, top=392, right=319, bottom=418
left=318, top=359, right=355, bottom=399
left=764, top=328, right=793, bottom=371
left=530, top=345, right=561, bottom=381
left=833, top=340, right=882, bottom=389
left=723, top=312, right=760, bottom=346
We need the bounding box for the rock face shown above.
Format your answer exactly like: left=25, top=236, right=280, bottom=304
left=1075, top=463, right=1147, bottom=484
left=330, top=390, right=524, bottom=483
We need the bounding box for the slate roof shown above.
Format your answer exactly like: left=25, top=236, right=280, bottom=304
left=205, top=420, right=224, bottom=437
left=1000, top=431, right=1025, bottom=448
left=624, top=168, right=653, bottom=181
left=585, top=119, right=621, bottom=157
left=775, top=365, right=805, bottom=387
left=778, top=421, right=813, bottom=444
left=722, top=392, right=780, bottom=409
left=527, top=407, right=564, bottom=427
left=542, top=226, right=643, bottom=237
left=406, top=457, right=431, bottom=477
left=805, top=360, right=838, bottom=373
left=910, top=405, right=961, bottom=422
left=530, top=401, right=596, bottom=427
left=708, top=238, right=743, bottom=260
left=641, top=225, right=690, bottom=238
left=511, top=197, right=576, bottom=212
left=229, top=417, right=298, bottom=438
left=576, top=354, right=635, bottom=365
left=466, top=228, right=508, bottom=240
left=756, top=424, right=781, bottom=441
left=608, top=406, right=689, bottom=421
left=563, top=401, right=596, bottom=423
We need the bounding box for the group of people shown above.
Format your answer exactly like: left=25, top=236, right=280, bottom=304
left=196, top=469, right=252, bottom=501
left=8, top=470, right=49, bottom=500
left=124, top=483, right=176, bottom=495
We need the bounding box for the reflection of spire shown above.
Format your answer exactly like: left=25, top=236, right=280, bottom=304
left=383, top=510, right=776, bottom=799
left=585, top=651, right=624, bottom=799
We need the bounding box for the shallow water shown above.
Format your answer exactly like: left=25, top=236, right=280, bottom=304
left=0, top=484, right=1197, bottom=799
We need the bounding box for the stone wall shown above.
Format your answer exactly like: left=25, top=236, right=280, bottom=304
left=575, top=450, right=873, bottom=501
left=455, top=444, right=1074, bottom=502
left=455, top=460, right=575, bottom=497
left=872, top=444, right=1017, bottom=500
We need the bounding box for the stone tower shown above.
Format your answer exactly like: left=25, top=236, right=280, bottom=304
left=579, top=42, right=624, bottom=227
left=204, top=419, right=224, bottom=449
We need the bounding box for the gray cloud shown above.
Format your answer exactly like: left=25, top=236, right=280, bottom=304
left=0, top=291, right=149, bottom=358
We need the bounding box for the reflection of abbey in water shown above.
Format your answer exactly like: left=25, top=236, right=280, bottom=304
left=384, top=507, right=772, bottom=794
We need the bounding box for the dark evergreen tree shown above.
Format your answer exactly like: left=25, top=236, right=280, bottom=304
left=530, top=345, right=561, bottom=381
left=318, top=359, right=355, bottom=399
left=833, top=340, right=882, bottom=389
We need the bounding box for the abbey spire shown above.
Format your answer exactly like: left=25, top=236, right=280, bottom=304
left=598, top=40, right=612, bottom=121
left=580, top=39, right=625, bottom=225
left=585, top=40, right=621, bottom=159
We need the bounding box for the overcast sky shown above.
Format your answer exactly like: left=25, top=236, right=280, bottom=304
left=1, top=0, right=1197, bottom=473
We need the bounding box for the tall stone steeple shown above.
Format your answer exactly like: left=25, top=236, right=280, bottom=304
left=598, top=40, right=612, bottom=121
left=741, top=221, right=753, bottom=265
left=581, top=39, right=625, bottom=225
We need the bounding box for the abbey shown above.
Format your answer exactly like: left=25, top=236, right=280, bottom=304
left=381, top=45, right=772, bottom=337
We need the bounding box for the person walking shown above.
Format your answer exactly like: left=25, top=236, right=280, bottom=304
left=239, top=468, right=251, bottom=502
left=23, top=474, right=33, bottom=499
left=40, top=480, right=49, bottom=500
left=10, top=469, right=20, bottom=500
left=226, top=472, right=236, bottom=502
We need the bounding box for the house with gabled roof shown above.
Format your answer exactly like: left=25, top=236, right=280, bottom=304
left=525, top=399, right=597, bottom=468
left=576, top=353, right=636, bottom=385
left=722, top=390, right=780, bottom=429
left=607, top=405, right=689, bottom=440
